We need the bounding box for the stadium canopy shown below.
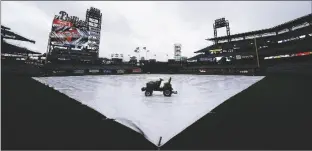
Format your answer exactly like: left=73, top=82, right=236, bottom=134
left=2, top=41, right=41, bottom=54
left=1, top=25, right=36, bottom=44
left=207, top=28, right=273, bottom=42
left=206, top=14, right=312, bottom=42
left=193, top=14, right=312, bottom=55
left=1, top=25, right=40, bottom=55
left=271, top=14, right=312, bottom=32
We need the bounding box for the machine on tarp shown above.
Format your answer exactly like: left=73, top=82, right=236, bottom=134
left=141, top=77, right=177, bottom=97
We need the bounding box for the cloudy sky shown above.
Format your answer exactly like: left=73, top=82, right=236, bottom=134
left=1, top=1, right=311, bottom=61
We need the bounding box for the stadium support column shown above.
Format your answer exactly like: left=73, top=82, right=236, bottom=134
left=254, top=38, right=260, bottom=68
left=45, top=15, right=58, bottom=64
left=226, top=21, right=231, bottom=42
left=45, top=33, right=51, bottom=64
left=45, top=27, right=54, bottom=64
left=213, top=24, right=217, bottom=44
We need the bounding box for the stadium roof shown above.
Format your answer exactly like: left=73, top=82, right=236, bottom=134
left=1, top=25, right=10, bottom=30
left=207, top=14, right=312, bottom=41
left=1, top=25, right=40, bottom=54
left=2, top=41, right=41, bottom=54
left=194, top=14, right=312, bottom=54
left=207, top=28, right=273, bottom=42
left=271, top=13, right=312, bottom=32
left=198, top=25, right=311, bottom=52
left=1, top=25, right=36, bottom=44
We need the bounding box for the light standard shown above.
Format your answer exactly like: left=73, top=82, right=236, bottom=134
left=134, top=47, right=141, bottom=61
left=143, top=47, right=150, bottom=60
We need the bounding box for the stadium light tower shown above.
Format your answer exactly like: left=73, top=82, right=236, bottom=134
left=213, top=17, right=231, bottom=44
left=143, top=47, right=150, bottom=60
left=174, top=43, right=182, bottom=61
left=134, top=47, right=141, bottom=60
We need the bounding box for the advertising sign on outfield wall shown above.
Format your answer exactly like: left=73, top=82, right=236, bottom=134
left=117, top=69, right=125, bottom=74
left=103, top=70, right=112, bottom=74
left=89, top=69, right=99, bottom=73
left=199, top=69, right=207, bottom=73
left=133, top=68, right=142, bottom=73
left=73, top=70, right=84, bottom=74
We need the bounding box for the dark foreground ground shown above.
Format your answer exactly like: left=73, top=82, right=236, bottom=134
left=163, top=74, right=312, bottom=149
left=1, top=75, right=156, bottom=150
left=2, top=74, right=312, bottom=149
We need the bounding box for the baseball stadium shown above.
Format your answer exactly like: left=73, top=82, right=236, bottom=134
left=2, top=3, right=312, bottom=150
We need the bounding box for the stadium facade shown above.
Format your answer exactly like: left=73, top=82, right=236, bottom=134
left=188, top=14, right=312, bottom=74
left=2, top=11, right=312, bottom=76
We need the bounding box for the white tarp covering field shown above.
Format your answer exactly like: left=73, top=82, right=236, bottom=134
left=33, top=74, right=264, bottom=146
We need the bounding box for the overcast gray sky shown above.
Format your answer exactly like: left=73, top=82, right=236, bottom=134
left=1, top=1, right=311, bottom=61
